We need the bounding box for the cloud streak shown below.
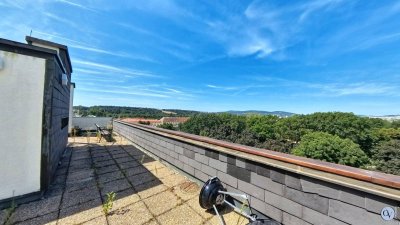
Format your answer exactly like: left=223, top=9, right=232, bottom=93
left=73, top=59, right=159, bottom=78
left=69, top=44, right=156, bottom=62
left=55, top=0, right=98, bottom=12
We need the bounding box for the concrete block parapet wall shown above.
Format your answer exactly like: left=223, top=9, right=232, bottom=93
left=42, top=59, right=70, bottom=189
left=114, top=121, right=400, bottom=225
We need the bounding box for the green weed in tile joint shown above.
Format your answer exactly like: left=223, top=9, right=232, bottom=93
left=4, top=191, right=17, bottom=225
left=236, top=199, right=249, bottom=225
left=102, top=192, right=116, bottom=215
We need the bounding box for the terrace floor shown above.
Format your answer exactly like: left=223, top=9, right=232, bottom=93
left=1, top=135, right=248, bottom=225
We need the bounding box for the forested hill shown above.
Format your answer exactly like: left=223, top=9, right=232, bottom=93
left=73, top=106, right=202, bottom=118
left=225, top=110, right=294, bottom=117
left=177, top=112, right=400, bottom=175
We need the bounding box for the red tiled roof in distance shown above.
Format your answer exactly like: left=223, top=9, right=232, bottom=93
left=160, top=117, right=189, bottom=124
left=121, top=118, right=161, bottom=124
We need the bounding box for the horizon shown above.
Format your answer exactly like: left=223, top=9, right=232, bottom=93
left=73, top=105, right=400, bottom=117
left=2, top=1, right=400, bottom=115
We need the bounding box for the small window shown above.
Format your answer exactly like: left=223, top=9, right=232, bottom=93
left=61, top=117, right=69, bottom=129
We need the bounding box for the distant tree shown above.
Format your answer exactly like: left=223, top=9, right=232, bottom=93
left=256, top=139, right=294, bottom=154
left=392, top=120, right=400, bottom=129
left=372, top=128, right=400, bottom=142
left=235, top=129, right=260, bottom=147
left=180, top=113, right=246, bottom=143
left=292, top=132, right=369, bottom=167
left=138, top=121, right=150, bottom=125
left=275, top=115, right=311, bottom=143
left=371, top=139, right=400, bottom=175
left=291, top=112, right=386, bottom=156
left=246, top=115, right=280, bottom=142
left=72, top=105, right=201, bottom=119
left=157, top=123, right=175, bottom=130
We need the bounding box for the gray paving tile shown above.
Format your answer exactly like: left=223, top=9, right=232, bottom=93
left=58, top=198, right=103, bottom=225
left=0, top=209, right=8, bottom=225
left=108, top=201, right=153, bottom=225
left=123, top=166, right=149, bottom=177
left=127, top=172, right=157, bottom=187
left=99, top=178, right=131, bottom=196
left=61, top=186, right=100, bottom=209
left=97, top=170, right=125, bottom=184
left=65, top=179, right=97, bottom=193
left=10, top=195, right=61, bottom=223
left=119, top=160, right=140, bottom=170
left=96, top=164, right=120, bottom=175
left=14, top=212, right=57, bottom=225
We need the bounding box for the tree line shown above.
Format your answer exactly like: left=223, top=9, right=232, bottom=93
left=174, top=112, right=399, bottom=175
left=73, top=106, right=200, bottom=119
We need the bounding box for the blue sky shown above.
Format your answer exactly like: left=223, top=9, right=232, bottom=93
left=2, top=0, right=400, bottom=115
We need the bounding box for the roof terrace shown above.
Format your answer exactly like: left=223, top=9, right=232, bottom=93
left=1, top=123, right=399, bottom=225
left=0, top=135, right=248, bottom=225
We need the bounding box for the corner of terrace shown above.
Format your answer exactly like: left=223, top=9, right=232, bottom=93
left=0, top=134, right=249, bottom=225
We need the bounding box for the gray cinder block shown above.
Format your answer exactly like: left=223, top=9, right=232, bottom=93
left=283, top=212, right=311, bottom=225
left=208, top=158, right=227, bottom=172
left=285, top=173, right=302, bottom=191
left=217, top=171, right=238, bottom=188
left=201, top=164, right=217, bottom=177
left=285, top=187, right=329, bottom=215
left=270, top=169, right=286, bottom=184
left=236, top=157, right=246, bottom=168
left=194, top=153, right=209, bottom=165
left=238, top=179, right=264, bottom=201
left=227, top=164, right=251, bottom=183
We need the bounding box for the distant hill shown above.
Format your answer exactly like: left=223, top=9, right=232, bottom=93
left=73, top=106, right=295, bottom=118
left=368, top=115, right=400, bottom=121
left=225, top=110, right=295, bottom=117
left=73, top=106, right=201, bottom=119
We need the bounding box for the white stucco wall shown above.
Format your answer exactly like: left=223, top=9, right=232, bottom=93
left=0, top=51, right=45, bottom=200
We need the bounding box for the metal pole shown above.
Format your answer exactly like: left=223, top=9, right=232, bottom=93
left=223, top=199, right=256, bottom=222
left=213, top=205, right=226, bottom=225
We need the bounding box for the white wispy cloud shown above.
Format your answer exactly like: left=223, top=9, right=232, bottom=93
left=313, top=1, right=400, bottom=58
left=0, top=0, right=24, bottom=9
left=69, top=44, right=156, bottom=62
left=43, top=12, right=79, bottom=28
left=205, top=83, right=277, bottom=97
left=298, top=0, right=344, bottom=22
left=206, top=84, right=241, bottom=90
left=202, top=0, right=349, bottom=59
left=317, top=83, right=398, bottom=96
left=117, top=23, right=192, bottom=61
left=55, top=0, right=98, bottom=12
left=165, top=88, right=183, bottom=94
left=74, top=68, right=104, bottom=75
left=77, top=81, right=195, bottom=101
left=350, top=32, right=400, bottom=51
left=249, top=76, right=399, bottom=97
left=73, top=59, right=159, bottom=78
left=118, top=23, right=190, bottom=50
left=78, top=87, right=169, bottom=98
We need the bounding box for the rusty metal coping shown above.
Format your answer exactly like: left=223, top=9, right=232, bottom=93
left=114, top=121, right=400, bottom=192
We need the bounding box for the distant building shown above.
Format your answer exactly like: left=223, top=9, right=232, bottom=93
left=72, top=117, right=113, bottom=132
left=121, top=118, right=162, bottom=126
left=369, top=115, right=400, bottom=121
left=0, top=36, right=73, bottom=207
left=159, top=117, right=189, bottom=126
left=121, top=117, right=189, bottom=127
